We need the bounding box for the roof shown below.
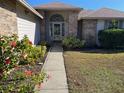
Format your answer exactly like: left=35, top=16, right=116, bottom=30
left=17, top=0, right=43, bottom=19
left=34, top=2, right=81, bottom=11
left=78, top=10, right=94, bottom=20
left=78, top=8, right=124, bottom=20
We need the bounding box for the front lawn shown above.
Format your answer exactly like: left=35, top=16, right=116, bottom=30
left=64, top=50, right=124, bottom=93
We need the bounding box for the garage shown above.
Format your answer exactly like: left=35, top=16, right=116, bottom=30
left=16, top=0, right=43, bottom=44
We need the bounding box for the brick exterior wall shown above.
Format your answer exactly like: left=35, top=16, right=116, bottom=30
left=68, top=11, right=78, bottom=36
left=0, top=0, right=17, bottom=35
left=82, top=19, right=97, bottom=47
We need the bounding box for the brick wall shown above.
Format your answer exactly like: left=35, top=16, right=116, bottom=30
left=68, top=11, right=78, bottom=36
left=82, top=19, right=97, bottom=47
left=0, top=0, right=17, bottom=35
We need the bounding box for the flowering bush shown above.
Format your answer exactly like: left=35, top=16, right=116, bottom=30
left=0, top=34, right=21, bottom=77
left=19, top=35, right=47, bottom=65
left=0, top=35, right=47, bottom=77
left=0, top=34, right=47, bottom=92
left=0, top=69, right=46, bottom=93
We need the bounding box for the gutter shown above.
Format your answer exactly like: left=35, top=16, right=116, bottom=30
left=78, top=17, right=124, bottom=20
left=17, top=0, right=43, bottom=19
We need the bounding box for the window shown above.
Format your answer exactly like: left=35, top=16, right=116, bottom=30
left=50, top=14, right=64, bottom=22
left=105, top=20, right=122, bottom=29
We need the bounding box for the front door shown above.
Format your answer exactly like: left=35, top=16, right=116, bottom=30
left=53, top=23, right=62, bottom=41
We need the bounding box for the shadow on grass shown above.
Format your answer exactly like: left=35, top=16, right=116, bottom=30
left=64, top=48, right=124, bottom=54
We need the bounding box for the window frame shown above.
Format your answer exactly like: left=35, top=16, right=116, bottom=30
left=105, top=19, right=122, bottom=29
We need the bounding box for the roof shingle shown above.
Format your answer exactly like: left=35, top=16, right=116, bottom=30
left=79, top=8, right=124, bottom=20
left=34, top=2, right=81, bottom=11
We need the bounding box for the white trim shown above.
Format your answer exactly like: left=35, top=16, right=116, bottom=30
left=17, top=0, right=43, bottom=19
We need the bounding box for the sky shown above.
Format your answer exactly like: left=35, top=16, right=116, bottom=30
left=27, top=0, right=124, bottom=11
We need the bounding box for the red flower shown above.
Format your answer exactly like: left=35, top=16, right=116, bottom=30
left=5, top=58, right=11, bottom=64
left=10, top=41, right=16, bottom=47
left=29, top=41, right=32, bottom=45
left=24, top=70, right=33, bottom=76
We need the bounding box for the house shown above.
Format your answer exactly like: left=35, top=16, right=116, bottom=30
left=34, top=2, right=81, bottom=43
left=34, top=2, right=124, bottom=46
left=78, top=8, right=124, bottom=46
left=0, top=0, right=43, bottom=44
left=1, top=1, right=124, bottom=47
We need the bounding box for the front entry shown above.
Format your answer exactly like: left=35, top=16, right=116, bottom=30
left=53, top=23, right=62, bottom=41
left=49, top=14, right=65, bottom=41
left=49, top=22, right=63, bottom=41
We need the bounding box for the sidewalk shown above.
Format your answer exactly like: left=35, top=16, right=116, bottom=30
left=39, top=44, right=69, bottom=93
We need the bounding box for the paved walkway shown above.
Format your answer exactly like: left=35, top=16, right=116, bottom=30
left=39, top=44, right=69, bottom=93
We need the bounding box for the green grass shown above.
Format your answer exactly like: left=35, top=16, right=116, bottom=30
left=64, top=50, right=124, bottom=93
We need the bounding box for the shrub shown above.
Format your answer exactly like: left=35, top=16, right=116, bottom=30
left=98, top=29, right=124, bottom=48
left=41, top=45, right=47, bottom=58
left=0, top=70, right=46, bottom=93
left=0, top=34, right=21, bottom=76
left=0, top=35, right=47, bottom=76
left=62, top=35, right=85, bottom=49
left=19, top=36, right=47, bottom=65
left=0, top=35, right=47, bottom=92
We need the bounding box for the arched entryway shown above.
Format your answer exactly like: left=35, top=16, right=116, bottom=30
left=49, top=14, right=65, bottom=41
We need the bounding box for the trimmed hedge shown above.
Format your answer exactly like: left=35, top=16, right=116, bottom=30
left=98, top=29, right=124, bottom=48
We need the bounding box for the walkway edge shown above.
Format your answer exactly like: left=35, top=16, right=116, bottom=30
left=34, top=47, right=52, bottom=92
left=41, top=47, right=52, bottom=73
left=62, top=47, right=69, bottom=92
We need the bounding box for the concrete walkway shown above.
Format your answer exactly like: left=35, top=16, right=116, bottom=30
left=39, top=44, right=69, bottom=93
